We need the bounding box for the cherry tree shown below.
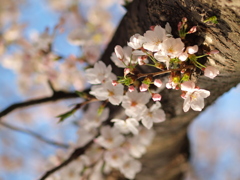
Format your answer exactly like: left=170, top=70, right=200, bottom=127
left=0, top=0, right=240, bottom=180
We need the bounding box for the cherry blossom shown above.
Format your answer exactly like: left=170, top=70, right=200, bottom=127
left=154, top=50, right=170, bottom=69
left=161, top=37, right=185, bottom=58
left=95, top=126, right=125, bottom=149
left=122, top=90, right=151, bottom=118
left=143, top=25, right=167, bottom=52
left=181, top=81, right=210, bottom=112
left=90, top=82, right=124, bottom=105
left=141, top=102, right=166, bottom=129
left=104, top=148, right=130, bottom=168
left=138, top=127, right=155, bottom=146
left=112, top=118, right=139, bottom=135
left=119, top=158, right=142, bottom=179
left=111, top=46, right=138, bottom=68
left=86, top=61, right=116, bottom=84
left=126, top=136, right=147, bottom=158
left=127, top=33, right=146, bottom=49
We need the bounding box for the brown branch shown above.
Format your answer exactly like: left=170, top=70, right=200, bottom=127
left=38, top=140, right=93, bottom=180
left=0, top=91, right=81, bottom=119
left=0, top=121, right=69, bottom=148
left=137, top=65, right=194, bottom=79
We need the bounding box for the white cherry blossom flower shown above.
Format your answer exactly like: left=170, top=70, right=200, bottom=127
left=95, top=126, right=125, bottom=149
left=141, top=102, right=166, bottom=129
left=204, top=66, right=219, bottom=79
left=181, top=81, right=210, bottom=112
left=126, top=136, right=147, bottom=158
left=90, top=82, right=124, bottom=105
left=112, top=118, right=139, bottom=135
left=122, top=90, right=151, bottom=118
left=138, top=127, right=155, bottom=146
left=119, top=158, right=141, bottom=179
left=127, top=34, right=146, bottom=49
left=111, top=46, right=138, bottom=68
left=161, top=37, right=184, bottom=58
left=104, top=148, right=130, bottom=168
left=143, top=25, right=167, bottom=52
left=86, top=61, right=116, bottom=84
left=154, top=50, right=170, bottom=69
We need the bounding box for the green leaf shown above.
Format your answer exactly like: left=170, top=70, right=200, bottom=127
left=204, top=16, right=218, bottom=24
left=181, top=74, right=190, bottom=82
left=57, top=109, right=76, bottom=123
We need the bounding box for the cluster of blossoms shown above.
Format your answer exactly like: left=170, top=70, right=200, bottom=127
left=47, top=18, right=219, bottom=179
left=110, top=17, right=219, bottom=112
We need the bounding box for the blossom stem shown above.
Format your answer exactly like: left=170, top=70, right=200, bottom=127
left=145, top=52, right=157, bottom=63
left=137, top=65, right=194, bottom=79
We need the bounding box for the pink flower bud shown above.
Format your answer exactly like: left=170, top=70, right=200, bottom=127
left=112, top=80, right=118, bottom=86
left=139, top=84, right=149, bottom=92
left=114, top=45, right=124, bottom=60
left=124, top=68, right=131, bottom=76
left=206, top=50, right=219, bottom=55
left=188, top=26, right=197, bottom=34
left=166, top=82, right=172, bottom=89
left=182, top=17, right=187, bottom=23
left=150, top=26, right=155, bottom=31
left=181, top=69, right=186, bottom=74
left=187, top=45, right=198, bottom=54
left=152, top=93, right=162, bottom=101
left=128, top=85, right=135, bottom=92
left=154, top=79, right=162, bottom=88
left=179, top=52, right=188, bottom=61
left=178, top=22, right=182, bottom=31
left=204, top=66, right=219, bottom=79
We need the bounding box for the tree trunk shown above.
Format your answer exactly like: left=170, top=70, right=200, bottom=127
left=101, top=0, right=240, bottom=179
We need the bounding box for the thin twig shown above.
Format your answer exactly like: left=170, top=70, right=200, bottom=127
left=48, top=80, right=56, bottom=94
left=0, top=121, right=69, bottom=148
left=38, top=140, right=93, bottom=180
left=137, top=65, right=194, bottom=79
left=0, top=90, right=88, bottom=119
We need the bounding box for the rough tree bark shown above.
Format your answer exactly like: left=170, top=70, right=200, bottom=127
left=100, top=0, right=240, bottom=179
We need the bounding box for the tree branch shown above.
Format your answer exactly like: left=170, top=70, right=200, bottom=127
left=0, top=121, right=69, bottom=148
left=0, top=90, right=82, bottom=119
left=38, top=140, right=93, bottom=180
